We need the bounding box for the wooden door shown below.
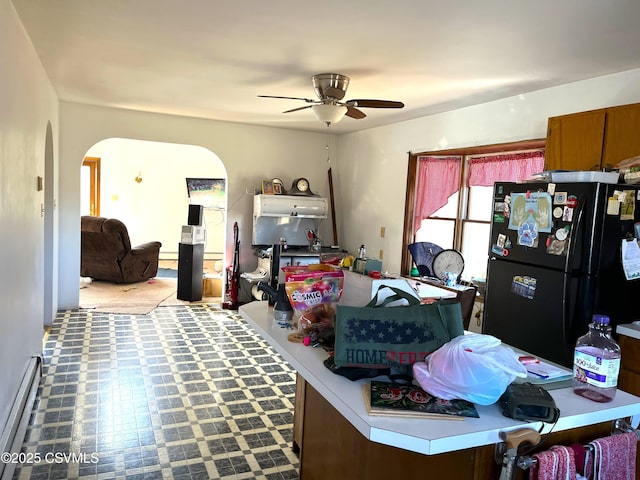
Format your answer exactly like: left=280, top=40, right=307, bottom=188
left=602, top=103, right=640, bottom=168
left=81, top=156, right=101, bottom=216
left=545, top=110, right=605, bottom=171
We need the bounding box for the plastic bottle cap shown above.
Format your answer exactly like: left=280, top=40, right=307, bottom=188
left=593, top=314, right=610, bottom=325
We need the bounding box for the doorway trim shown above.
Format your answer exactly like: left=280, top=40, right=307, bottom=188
left=82, top=156, right=101, bottom=216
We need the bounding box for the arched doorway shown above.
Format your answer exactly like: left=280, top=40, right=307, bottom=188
left=44, top=122, right=56, bottom=327
left=79, top=138, right=227, bottom=300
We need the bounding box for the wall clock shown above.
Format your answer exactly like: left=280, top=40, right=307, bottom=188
left=288, top=177, right=315, bottom=196
left=432, top=249, right=465, bottom=280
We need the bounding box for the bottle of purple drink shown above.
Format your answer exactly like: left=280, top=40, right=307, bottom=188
left=573, top=314, right=621, bottom=403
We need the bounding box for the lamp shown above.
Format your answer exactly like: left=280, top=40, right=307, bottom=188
left=312, top=104, right=347, bottom=125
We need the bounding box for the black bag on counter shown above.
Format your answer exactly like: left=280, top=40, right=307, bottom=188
left=333, top=286, right=464, bottom=369
left=500, top=382, right=560, bottom=423
left=323, top=356, right=391, bottom=382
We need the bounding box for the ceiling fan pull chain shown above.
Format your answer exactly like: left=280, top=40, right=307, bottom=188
left=326, top=124, right=331, bottom=164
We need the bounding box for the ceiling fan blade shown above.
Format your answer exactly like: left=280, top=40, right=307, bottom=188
left=258, top=95, right=315, bottom=103
left=346, top=99, right=405, bottom=109
left=283, top=105, right=313, bottom=114
left=323, top=86, right=346, bottom=100
left=346, top=105, right=366, bottom=119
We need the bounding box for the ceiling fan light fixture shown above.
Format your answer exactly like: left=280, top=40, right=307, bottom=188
left=312, top=104, right=347, bottom=125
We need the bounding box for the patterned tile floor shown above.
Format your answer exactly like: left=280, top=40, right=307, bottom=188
left=13, top=304, right=300, bottom=479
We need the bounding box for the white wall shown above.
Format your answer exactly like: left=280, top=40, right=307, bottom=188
left=85, top=138, right=227, bottom=258
left=336, top=69, right=640, bottom=276
left=0, top=1, right=58, bottom=435
left=58, top=103, right=334, bottom=308
left=59, top=70, right=640, bottom=309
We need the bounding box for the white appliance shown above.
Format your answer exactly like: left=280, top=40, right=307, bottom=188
left=254, top=194, right=328, bottom=218
left=252, top=194, right=328, bottom=247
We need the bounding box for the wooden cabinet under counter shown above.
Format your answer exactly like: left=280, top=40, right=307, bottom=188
left=618, top=332, right=640, bottom=396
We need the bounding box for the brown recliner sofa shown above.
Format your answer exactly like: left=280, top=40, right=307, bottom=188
left=81, top=216, right=162, bottom=283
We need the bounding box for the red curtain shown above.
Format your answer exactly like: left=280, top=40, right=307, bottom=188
left=414, top=156, right=461, bottom=227
left=413, top=150, right=545, bottom=234
left=467, top=151, right=545, bottom=186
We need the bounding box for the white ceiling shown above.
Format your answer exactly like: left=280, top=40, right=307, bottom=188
left=12, top=0, right=640, bottom=133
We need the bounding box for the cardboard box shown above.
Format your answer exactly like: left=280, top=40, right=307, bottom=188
left=202, top=275, right=222, bottom=297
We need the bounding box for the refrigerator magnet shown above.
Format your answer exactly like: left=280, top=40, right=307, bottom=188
left=555, top=226, right=569, bottom=241
left=562, top=207, right=574, bottom=222
left=491, top=245, right=506, bottom=256
left=504, top=237, right=512, bottom=249
left=547, top=238, right=567, bottom=256
left=517, top=221, right=538, bottom=247
left=621, top=190, right=635, bottom=220
left=547, top=183, right=556, bottom=195
left=553, top=192, right=567, bottom=205
left=511, top=275, right=537, bottom=300
left=606, top=197, right=620, bottom=215
left=553, top=206, right=563, bottom=219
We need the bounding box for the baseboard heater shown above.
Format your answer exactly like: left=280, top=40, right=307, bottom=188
left=0, top=356, right=42, bottom=480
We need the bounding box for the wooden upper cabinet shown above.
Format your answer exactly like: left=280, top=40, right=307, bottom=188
left=545, top=110, right=605, bottom=171
left=545, top=102, right=640, bottom=171
left=601, top=103, right=640, bottom=168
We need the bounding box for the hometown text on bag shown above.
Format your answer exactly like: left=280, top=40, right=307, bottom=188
left=334, top=286, right=464, bottom=369
left=343, top=348, right=435, bottom=366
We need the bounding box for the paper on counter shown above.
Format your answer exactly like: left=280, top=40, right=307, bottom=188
left=526, top=361, right=572, bottom=380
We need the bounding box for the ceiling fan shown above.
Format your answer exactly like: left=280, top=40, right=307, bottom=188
left=258, top=73, right=404, bottom=125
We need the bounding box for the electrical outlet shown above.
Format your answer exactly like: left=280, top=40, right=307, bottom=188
left=380, top=226, right=385, bottom=238
left=379, top=249, right=384, bottom=260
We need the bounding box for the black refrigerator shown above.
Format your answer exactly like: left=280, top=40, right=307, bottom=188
left=482, top=181, right=640, bottom=367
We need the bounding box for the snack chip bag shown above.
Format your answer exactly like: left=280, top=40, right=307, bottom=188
left=284, top=266, right=343, bottom=331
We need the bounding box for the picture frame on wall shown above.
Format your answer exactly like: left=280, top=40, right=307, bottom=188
left=262, top=180, right=274, bottom=195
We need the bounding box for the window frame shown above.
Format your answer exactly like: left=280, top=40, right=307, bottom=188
left=401, top=139, right=546, bottom=276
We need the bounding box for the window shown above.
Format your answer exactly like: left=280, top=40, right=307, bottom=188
left=402, top=140, right=545, bottom=281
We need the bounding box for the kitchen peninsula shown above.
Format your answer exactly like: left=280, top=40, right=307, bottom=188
left=239, top=301, right=640, bottom=479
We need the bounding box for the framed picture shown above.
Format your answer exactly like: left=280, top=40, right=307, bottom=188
left=262, top=180, right=274, bottom=195
left=273, top=183, right=283, bottom=195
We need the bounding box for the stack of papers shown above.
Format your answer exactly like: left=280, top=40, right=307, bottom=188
left=525, top=361, right=572, bottom=382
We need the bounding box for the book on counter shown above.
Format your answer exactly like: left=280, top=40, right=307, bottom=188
left=363, top=380, right=479, bottom=419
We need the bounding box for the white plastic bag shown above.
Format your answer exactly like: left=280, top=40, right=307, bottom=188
left=413, top=333, right=527, bottom=405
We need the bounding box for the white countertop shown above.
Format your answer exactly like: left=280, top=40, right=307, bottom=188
left=239, top=301, right=640, bottom=455
left=617, top=323, right=640, bottom=340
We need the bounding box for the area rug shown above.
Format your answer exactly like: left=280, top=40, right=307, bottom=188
left=79, top=277, right=222, bottom=315
left=156, top=267, right=178, bottom=278
left=79, top=278, right=179, bottom=315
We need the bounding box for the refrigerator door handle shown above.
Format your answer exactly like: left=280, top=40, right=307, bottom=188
left=561, top=197, right=587, bottom=344
left=563, top=196, right=586, bottom=273
left=562, top=272, right=572, bottom=346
